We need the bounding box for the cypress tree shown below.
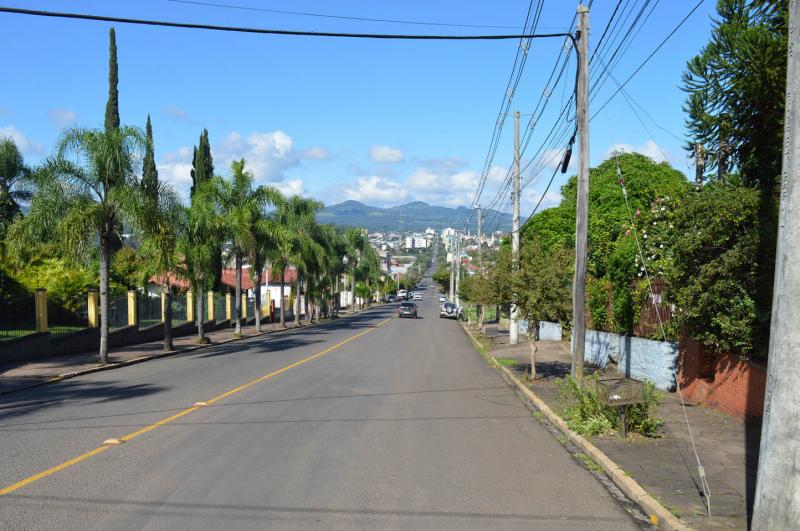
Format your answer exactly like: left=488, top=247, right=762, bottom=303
left=142, top=114, right=158, bottom=200
left=190, top=129, right=214, bottom=197
left=104, top=28, right=120, bottom=132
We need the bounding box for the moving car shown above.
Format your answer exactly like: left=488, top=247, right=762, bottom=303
left=438, top=295, right=447, bottom=303
left=398, top=301, right=418, bottom=318
left=440, top=302, right=460, bottom=319
left=413, top=292, right=423, bottom=301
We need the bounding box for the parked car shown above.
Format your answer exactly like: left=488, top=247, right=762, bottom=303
left=397, top=289, right=407, bottom=301
left=440, top=302, right=459, bottom=319
left=398, top=301, right=418, bottom=318
left=386, top=294, right=396, bottom=303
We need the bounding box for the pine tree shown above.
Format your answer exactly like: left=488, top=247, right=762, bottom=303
left=104, top=28, right=120, bottom=132
left=190, top=129, right=214, bottom=197
left=142, top=114, right=158, bottom=201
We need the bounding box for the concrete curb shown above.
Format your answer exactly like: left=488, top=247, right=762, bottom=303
left=460, top=323, right=691, bottom=531
left=0, top=306, right=379, bottom=397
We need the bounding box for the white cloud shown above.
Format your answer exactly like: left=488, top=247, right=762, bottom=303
left=522, top=187, right=562, bottom=211
left=605, top=140, right=669, bottom=163
left=271, top=178, right=305, bottom=197
left=157, top=146, right=194, bottom=199
left=0, top=125, right=43, bottom=155
left=301, top=146, right=330, bottom=160
left=47, top=109, right=76, bottom=129
left=369, top=144, right=404, bottom=164
left=215, top=130, right=300, bottom=182
left=344, top=176, right=408, bottom=203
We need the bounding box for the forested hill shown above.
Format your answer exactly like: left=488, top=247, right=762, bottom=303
left=318, top=200, right=512, bottom=232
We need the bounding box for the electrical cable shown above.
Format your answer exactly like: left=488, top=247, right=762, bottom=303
left=167, top=0, right=524, bottom=30
left=0, top=6, right=574, bottom=40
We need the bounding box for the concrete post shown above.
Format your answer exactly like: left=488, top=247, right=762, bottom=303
left=127, top=290, right=137, bottom=327
left=34, top=288, right=48, bottom=333
left=752, top=0, right=800, bottom=526
left=207, top=290, right=215, bottom=321
left=510, top=110, right=520, bottom=345
left=161, top=291, right=167, bottom=323
left=186, top=290, right=194, bottom=322
left=225, top=292, right=232, bottom=321
left=87, top=289, right=99, bottom=328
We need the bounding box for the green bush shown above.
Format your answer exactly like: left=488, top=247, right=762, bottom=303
left=586, top=278, right=610, bottom=331
left=556, top=374, right=663, bottom=437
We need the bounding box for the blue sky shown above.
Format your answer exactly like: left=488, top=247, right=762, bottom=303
left=0, top=0, right=716, bottom=220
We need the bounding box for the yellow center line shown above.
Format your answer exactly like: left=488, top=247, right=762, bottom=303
left=0, top=317, right=392, bottom=497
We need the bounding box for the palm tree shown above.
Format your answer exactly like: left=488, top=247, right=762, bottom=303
left=213, top=159, right=282, bottom=337
left=8, top=126, right=145, bottom=363
left=271, top=196, right=323, bottom=326
left=0, top=138, right=32, bottom=241
left=179, top=179, right=222, bottom=343
left=124, top=182, right=182, bottom=351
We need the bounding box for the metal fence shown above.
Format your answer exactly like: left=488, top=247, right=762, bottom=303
left=0, top=295, right=36, bottom=343
left=214, top=294, right=227, bottom=324
left=138, top=295, right=162, bottom=329
left=48, top=294, right=88, bottom=337
left=106, top=295, right=129, bottom=331
left=171, top=296, right=187, bottom=325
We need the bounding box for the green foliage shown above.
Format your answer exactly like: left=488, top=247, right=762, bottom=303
left=515, top=237, right=573, bottom=330
left=432, top=266, right=449, bottom=292
left=10, top=257, right=95, bottom=310
left=190, top=129, right=214, bottom=197
left=141, top=115, right=158, bottom=201
left=104, top=28, right=120, bottom=132
left=682, top=0, right=787, bottom=187
left=668, top=183, right=764, bottom=355
left=557, top=374, right=663, bottom=437
left=586, top=278, right=610, bottom=331
left=110, top=246, right=144, bottom=293
left=0, top=137, right=31, bottom=240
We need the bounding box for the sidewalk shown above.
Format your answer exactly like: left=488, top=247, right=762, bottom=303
left=472, top=324, right=752, bottom=530
left=0, top=309, right=364, bottom=396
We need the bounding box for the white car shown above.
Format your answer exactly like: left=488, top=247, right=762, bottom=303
left=438, top=295, right=447, bottom=303
left=413, top=292, right=423, bottom=301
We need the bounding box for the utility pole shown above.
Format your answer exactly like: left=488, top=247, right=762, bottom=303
left=476, top=204, right=484, bottom=324
left=571, top=5, right=589, bottom=381
left=510, top=110, right=521, bottom=345
left=449, top=233, right=455, bottom=302
left=455, top=231, right=461, bottom=307
left=752, top=0, right=800, bottom=527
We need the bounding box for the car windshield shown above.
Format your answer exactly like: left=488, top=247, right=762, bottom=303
left=443, top=303, right=455, bottom=310
left=400, top=303, right=415, bottom=308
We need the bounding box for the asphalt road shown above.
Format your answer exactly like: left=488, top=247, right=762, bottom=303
left=0, top=285, right=640, bottom=530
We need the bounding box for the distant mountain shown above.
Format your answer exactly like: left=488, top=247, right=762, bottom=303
left=318, top=200, right=512, bottom=233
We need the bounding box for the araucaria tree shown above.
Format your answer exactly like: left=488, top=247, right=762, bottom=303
left=680, top=0, right=787, bottom=355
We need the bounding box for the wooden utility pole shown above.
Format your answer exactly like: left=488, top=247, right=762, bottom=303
left=571, top=5, right=589, bottom=381
left=510, top=110, right=521, bottom=345
left=752, top=0, right=800, bottom=527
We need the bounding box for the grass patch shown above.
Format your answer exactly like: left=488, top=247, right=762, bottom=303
left=575, top=452, right=604, bottom=473
left=495, top=357, right=518, bottom=368
left=556, top=373, right=663, bottom=437
left=532, top=410, right=545, bottom=420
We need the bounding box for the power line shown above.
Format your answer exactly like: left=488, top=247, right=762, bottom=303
left=167, top=0, right=524, bottom=30
left=0, top=6, right=573, bottom=40
left=591, top=0, right=706, bottom=119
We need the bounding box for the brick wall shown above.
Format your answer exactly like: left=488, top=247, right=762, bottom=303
left=679, top=336, right=767, bottom=420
